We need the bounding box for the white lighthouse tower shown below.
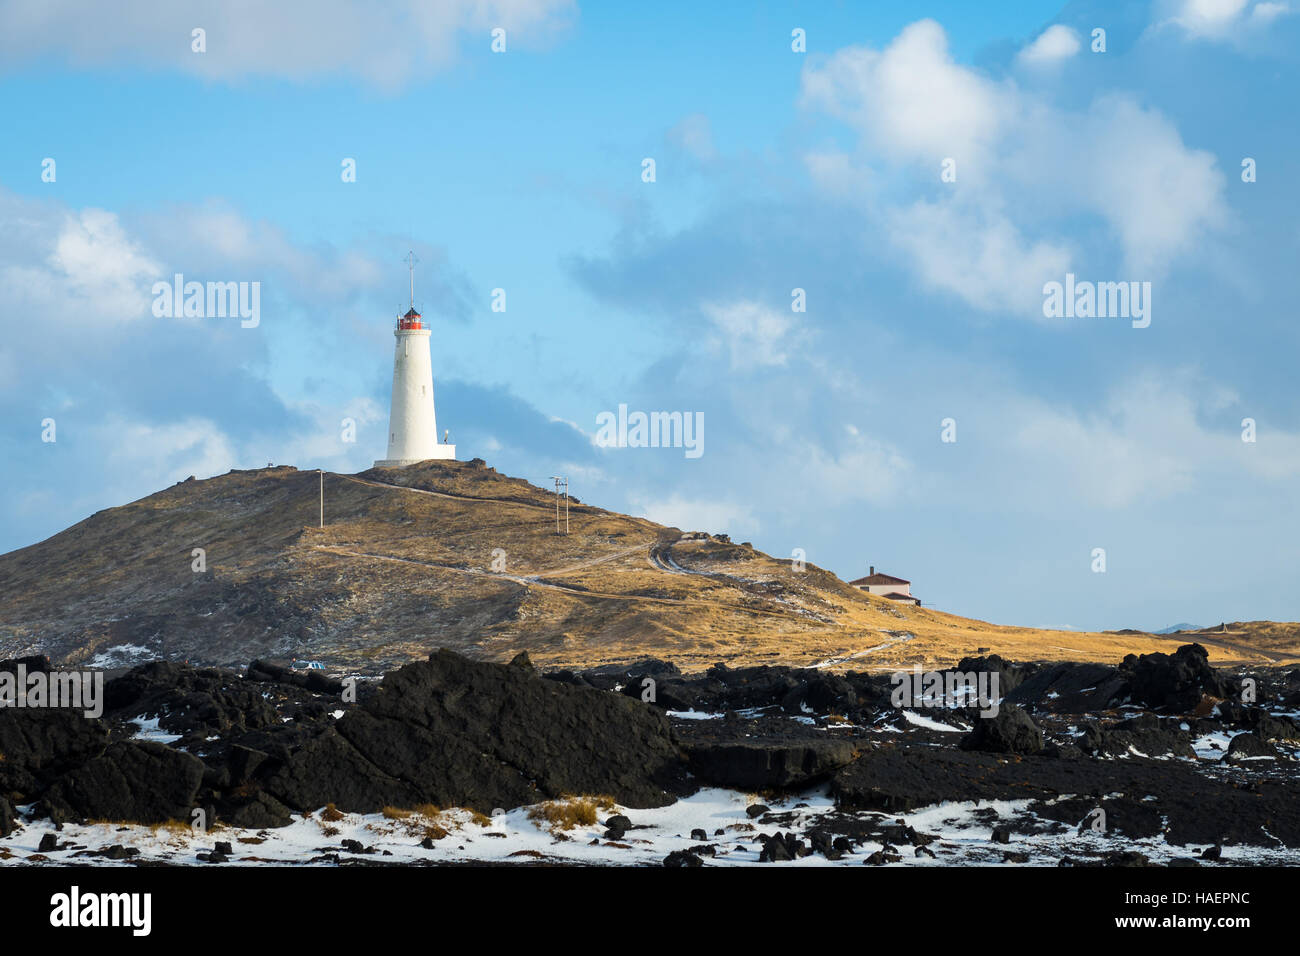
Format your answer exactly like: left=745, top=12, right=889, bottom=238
left=374, top=253, right=456, bottom=467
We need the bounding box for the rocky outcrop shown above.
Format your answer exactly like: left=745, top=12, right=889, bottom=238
left=831, top=742, right=1300, bottom=846
left=42, top=741, right=205, bottom=824
left=960, top=704, right=1043, bottom=755
left=4, top=641, right=1300, bottom=865
left=262, top=650, right=689, bottom=815
left=1005, top=662, right=1127, bottom=713
left=0, top=797, right=14, bottom=837
left=1120, top=643, right=1234, bottom=711
left=1078, top=713, right=1195, bottom=759
left=683, top=737, right=859, bottom=790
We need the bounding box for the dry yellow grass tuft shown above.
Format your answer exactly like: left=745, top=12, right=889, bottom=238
left=145, top=820, right=193, bottom=836
left=366, top=803, right=457, bottom=840
left=319, top=803, right=345, bottom=822
left=420, top=823, right=450, bottom=841
left=526, top=795, right=616, bottom=832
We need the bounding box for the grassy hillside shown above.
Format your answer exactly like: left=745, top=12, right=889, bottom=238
left=2, top=459, right=1296, bottom=673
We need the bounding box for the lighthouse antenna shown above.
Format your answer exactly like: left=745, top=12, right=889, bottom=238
left=404, top=250, right=420, bottom=309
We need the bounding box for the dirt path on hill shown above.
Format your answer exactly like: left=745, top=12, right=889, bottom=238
left=1188, top=633, right=1294, bottom=663
left=338, top=475, right=706, bottom=584
left=312, top=546, right=823, bottom=623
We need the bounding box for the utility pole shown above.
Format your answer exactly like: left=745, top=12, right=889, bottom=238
left=550, top=476, right=569, bottom=535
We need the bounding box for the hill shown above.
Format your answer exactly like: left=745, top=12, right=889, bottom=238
left=2, top=459, right=1297, bottom=673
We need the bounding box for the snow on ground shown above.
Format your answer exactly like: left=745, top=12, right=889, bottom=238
left=84, top=644, right=154, bottom=669
left=8, top=782, right=1299, bottom=867
left=1192, top=731, right=1233, bottom=760
left=898, top=709, right=969, bottom=733
left=128, top=716, right=182, bottom=744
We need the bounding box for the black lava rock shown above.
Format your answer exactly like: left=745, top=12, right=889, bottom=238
left=42, top=741, right=205, bottom=825
left=663, top=849, right=703, bottom=867
left=960, top=704, right=1044, bottom=755
left=1121, top=644, right=1233, bottom=712
left=263, top=650, right=689, bottom=815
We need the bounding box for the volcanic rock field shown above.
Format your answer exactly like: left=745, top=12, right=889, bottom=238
left=2, top=642, right=1299, bottom=866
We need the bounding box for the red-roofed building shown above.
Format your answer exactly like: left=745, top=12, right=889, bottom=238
left=849, top=567, right=921, bottom=606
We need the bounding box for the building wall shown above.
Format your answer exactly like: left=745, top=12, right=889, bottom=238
left=860, top=582, right=910, bottom=596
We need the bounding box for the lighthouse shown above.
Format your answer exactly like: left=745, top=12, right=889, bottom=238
left=373, top=254, right=456, bottom=467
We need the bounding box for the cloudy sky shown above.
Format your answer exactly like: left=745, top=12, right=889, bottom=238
left=1, top=0, right=1297, bottom=632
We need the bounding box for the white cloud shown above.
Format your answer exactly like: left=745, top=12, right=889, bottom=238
left=793, top=425, right=913, bottom=506
left=0, top=0, right=575, bottom=89
left=801, top=20, right=1227, bottom=312
left=701, top=300, right=796, bottom=369
left=0, top=205, right=160, bottom=323
left=0, top=189, right=397, bottom=339
left=1171, top=0, right=1253, bottom=35
left=801, top=19, right=1009, bottom=168
left=1156, top=0, right=1292, bottom=39
left=135, top=201, right=391, bottom=306
left=274, top=396, right=388, bottom=472
left=99, top=416, right=239, bottom=488
left=631, top=493, right=759, bottom=537
left=1009, top=374, right=1300, bottom=508
left=1068, top=97, right=1225, bottom=274
left=887, top=198, right=1071, bottom=315
left=802, top=151, right=867, bottom=197
left=667, top=113, right=716, bottom=163
left=1017, top=25, right=1081, bottom=66
left=1251, top=2, right=1292, bottom=22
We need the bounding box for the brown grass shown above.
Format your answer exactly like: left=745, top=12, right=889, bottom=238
left=368, top=803, right=454, bottom=840
left=147, top=820, right=193, bottom=834
left=526, top=795, right=616, bottom=832
left=319, top=803, right=345, bottom=822
left=8, top=459, right=1297, bottom=679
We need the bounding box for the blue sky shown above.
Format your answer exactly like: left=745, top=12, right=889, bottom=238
left=1, top=0, right=1297, bottom=632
